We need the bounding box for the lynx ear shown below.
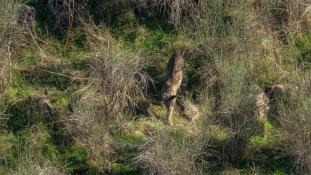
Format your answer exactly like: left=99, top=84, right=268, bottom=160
left=31, top=7, right=36, bottom=14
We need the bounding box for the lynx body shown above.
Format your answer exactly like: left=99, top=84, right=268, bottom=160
left=162, top=52, right=184, bottom=125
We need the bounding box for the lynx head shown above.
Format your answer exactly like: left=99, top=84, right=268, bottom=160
left=17, top=5, right=36, bottom=26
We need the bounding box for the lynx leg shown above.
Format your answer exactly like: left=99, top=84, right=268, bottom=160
left=167, top=99, right=176, bottom=125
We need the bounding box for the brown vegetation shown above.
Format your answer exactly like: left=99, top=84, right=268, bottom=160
left=136, top=126, right=210, bottom=175
left=277, top=73, right=311, bottom=174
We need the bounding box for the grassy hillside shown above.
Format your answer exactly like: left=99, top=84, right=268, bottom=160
left=0, top=0, right=311, bottom=174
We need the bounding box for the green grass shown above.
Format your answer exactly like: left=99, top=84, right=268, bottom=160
left=1, top=1, right=311, bottom=174
left=111, top=163, right=142, bottom=175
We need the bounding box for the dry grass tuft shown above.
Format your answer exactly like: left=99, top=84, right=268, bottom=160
left=154, top=0, right=203, bottom=25
left=0, top=45, right=11, bottom=93
left=61, top=29, right=151, bottom=171
left=48, top=0, right=89, bottom=27
left=10, top=153, right=66, bottom=175
left=63, top=89, right=116, bottom=163
left=199, top=60, right=273, bottom=165
left=136, top=126, right=211, bottom=175
left=81, top=22, right=112, bottom=52
left=0, top=0, right=37, bottom=93
left=0, top=0, right=18, bottom=93
left=133, top=0, right=203, bottom=25
left=193, top=1, right=272, bottom=163
left=88, top=48, right=150, bottom=119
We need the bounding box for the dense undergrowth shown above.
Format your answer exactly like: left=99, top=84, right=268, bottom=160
left=0, top=0, right=311, bottom=174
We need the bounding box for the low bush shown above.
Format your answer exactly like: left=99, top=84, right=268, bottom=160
left=61, top=38, right=151, bottom=172
left=87, top=48, right=150, bottom=119
left=63, top=89, right=116, bottom=167
left=149, top=0, right=203, bottom=25
left=211, top=60, right=264, bottom=164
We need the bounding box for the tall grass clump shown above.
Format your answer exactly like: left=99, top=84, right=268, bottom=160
left=208, top=59, right=264, bottom=164
left=136, top=126, right=211, bottom=175
left=254, top=0, right=311, bottom=35
left=88, top=0, right=132, bottom=24
left=191, top=0, right=282, bottom=165
left=64, top=90, right=116, bottom=171
left=152, top=0, right=203, bottom=26
left=0, top=47, right=10, bottom=93
left=131, top=0, right=311, bottom=172
left=277, top=72, right=311, bottom=174
left=0, top=0, right=20, bottom=92
left=8, top=152, right=65, bottom=175
left=88, top=48, right=150, bottom=119
left=0, top=0, right=35, bottom=92
left=63, top=28, right=150, bottom=171
left=70, top=24, right=150, bottom=120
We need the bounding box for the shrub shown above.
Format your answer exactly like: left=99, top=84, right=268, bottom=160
left=188, top=0, right=271, bottom=165
left=87, top=47, right=150, bottom=119
left=63, top=89, right=116, bottom=163
left=49, top=0, right=89, bottom=25
left=211, top=60, right=264, bottom=164
left=62, top=39, right=150, bottom=171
